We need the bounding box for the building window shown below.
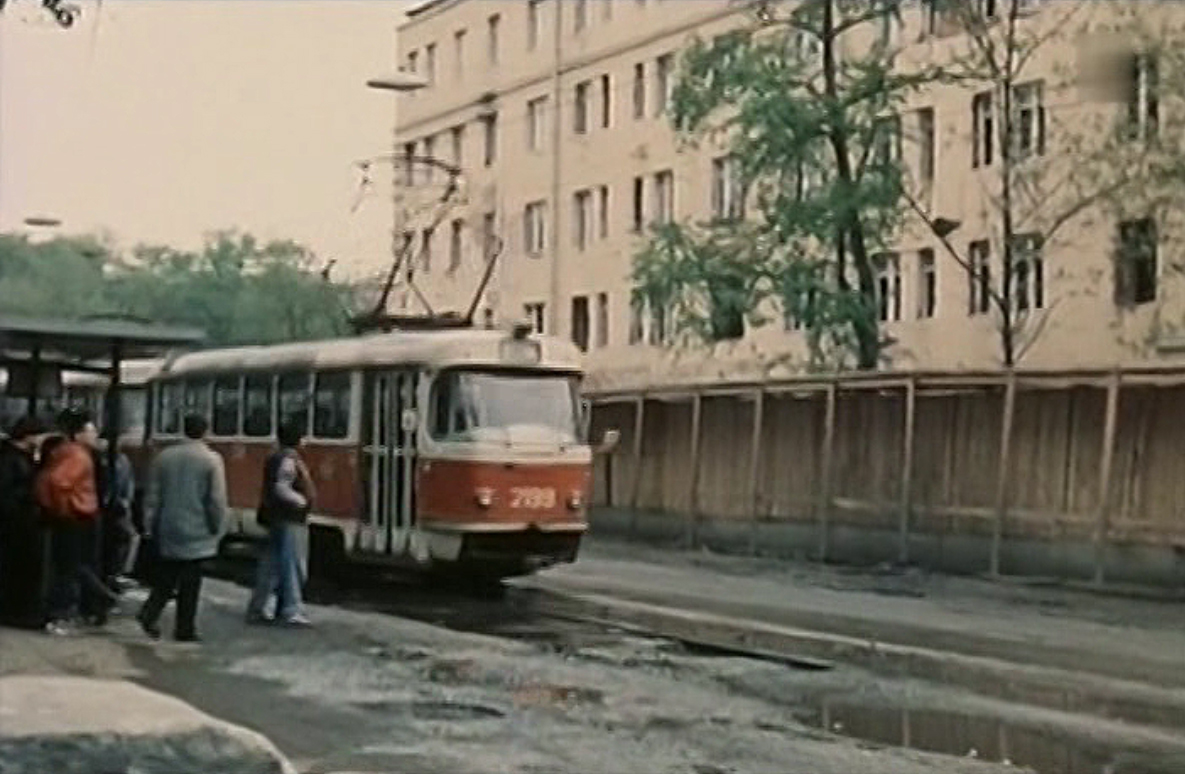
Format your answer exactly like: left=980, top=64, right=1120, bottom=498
left=629, top=296, right=645, bottom=344
left=574, top=0, right=588, bottom=32
left=711, top=155, right=744, bottom=221
left=972, top=91, right=992, bottom=168
left=574, top=80, right=591, bottom=134
left=1116, top=218, right=1158, bottom=306
left=1011, top=81, right=1045, bottom=160
left=876, top=1, right=896, bottom=48
left=450, top=125, right=464, bottom=167
left=794, top=29, right=821, bottom=61
left=527, top=0, right=542, bottom=50
left=528, top=97, right=547, bottom=151
left=573, top=189, right=592, bottom=250
left=628, top=296, right=671, bottom=346
left=425, top=43, right=437, bottom=85
left=449, top=219, right=464, bottom=274
left=1011, top=234, right=1044, bottom=312
left=421, top=227, right=434, bottom=272
left=784, top=286, right=818, bottom=332
left=916, top=107, right=936, bottom=192
left=482, top=113, right=498, bottom=166
left=1126, top=52, right=1159, bottom=141
left=525, top=302, right=546, bottom=334
left=968, top=239, right=992, bottom=315
left=654, top=53, right=673, bottom=116
left=596, top=292, right=609, bottom=348
left=407, top=50, right=418, bottom=73
left=633, top=62, right=646, bottom=119
left=481, top=211, right=497, bottom=261
left=597, top=185, right=610, bottom=239
left=923, top=0, right=939, bottom=35
left=453, top=29, right=466, bottom=82
left=917, top=248, right=936, bottom=319
left=487, top=13, right=500, bottom=65
left=600, top=74, right=612, bottom=128
left=632, top=176, right=644, bottom=232
left=571, top=295, right=590, bottom=352
left=653, top=170, right=674, bottom=225
left=874, top=252, right=902, bottom=322
left=524, top=200, right=547, bottom=256
left=870, top=114, right=902, bottom=169
left=978, top=0, right=998, bottom=19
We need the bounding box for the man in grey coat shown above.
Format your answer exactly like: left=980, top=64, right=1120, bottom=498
left=137, top=413, right=228, bottom=642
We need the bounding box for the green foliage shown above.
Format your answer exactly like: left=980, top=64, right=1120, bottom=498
left=0, top=230, right=354, bottom=346
left=631, top=0, right=936, bottom=370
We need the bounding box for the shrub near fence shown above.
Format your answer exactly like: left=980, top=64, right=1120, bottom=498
left=588, top=369, right=1185, bottom=589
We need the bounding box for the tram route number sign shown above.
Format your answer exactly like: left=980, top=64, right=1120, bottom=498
left=510, top=487, right=557, bottom=510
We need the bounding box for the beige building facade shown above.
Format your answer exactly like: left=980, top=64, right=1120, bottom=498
left=391, top=0, right=1185, bottom=391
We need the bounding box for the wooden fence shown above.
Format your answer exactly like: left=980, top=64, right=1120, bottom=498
left=587, top=368, right=1185, bottom=585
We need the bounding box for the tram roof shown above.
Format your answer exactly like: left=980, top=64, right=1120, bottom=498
left=157, top=328, right=584, bottom=378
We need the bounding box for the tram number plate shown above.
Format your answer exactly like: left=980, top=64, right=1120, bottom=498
left=510, top=487, right=557, bottom=509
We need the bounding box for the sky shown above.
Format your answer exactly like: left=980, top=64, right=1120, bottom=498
left=0, top=0, right=408, bottom=277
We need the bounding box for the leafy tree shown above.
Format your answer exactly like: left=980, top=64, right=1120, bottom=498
left=0, top=230, right=354, bottom=346
left=632, top=0, right=939, bottom=370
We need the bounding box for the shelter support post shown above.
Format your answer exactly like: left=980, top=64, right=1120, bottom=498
left=1093, top=372, right=1121, bottom=585
left=816, top=383, right=837, bottom=562
left=746, top=389, right=765, bottom=556
left=990, top=373, right=1017, bottom=578
left=898, top=377, right=917, bottom=565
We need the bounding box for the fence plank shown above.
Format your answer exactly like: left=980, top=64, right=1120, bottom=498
left=628, top=396, right=645, bottom=535
left=686, top=394, right=703, bottom=549
left=898, top=377, right=917, bottom=564
left=747, top=390, right=765, bottom=555
left=991, top=373, right=1018, bottom=577
left=817, top=383, right=838, bottom=562
left=1093, top=373, right=1121, bottom=584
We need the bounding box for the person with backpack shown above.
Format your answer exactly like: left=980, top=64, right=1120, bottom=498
left=37, top=409, right=108, bottom=636
left=245, top=420, right=315, bottom=627
left=137, top=413, right=228, bottom=643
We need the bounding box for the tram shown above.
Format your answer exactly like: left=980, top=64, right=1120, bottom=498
left=144, top=323, right=614, bottom=582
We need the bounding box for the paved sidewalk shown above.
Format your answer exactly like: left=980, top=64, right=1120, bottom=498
left=523, top=538, right=1185, bottom=691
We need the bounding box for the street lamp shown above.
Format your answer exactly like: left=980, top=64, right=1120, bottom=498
left=366, top=70, right=427, bottom=317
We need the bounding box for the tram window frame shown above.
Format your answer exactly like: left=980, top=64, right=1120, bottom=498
left=155, top=381, right=183, bottom=436
left=212, top=375, right=242, bottom=437
left=182, top=379, right=213, bottom=424
left=277, top=372, right=311, bottom=438
left=242, top=373, right=274, bottom=438
left=312, top=371, right=351, bottom=440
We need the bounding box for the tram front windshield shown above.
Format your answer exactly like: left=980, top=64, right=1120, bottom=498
left=431, top=369, right=580, bottom=444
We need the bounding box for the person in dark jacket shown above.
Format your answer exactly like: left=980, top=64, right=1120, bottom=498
left=0, top=416, right=49, bottom=628
left=245, top=420, right=315, bottom=627
left=137, top=413, right=227, bottom=642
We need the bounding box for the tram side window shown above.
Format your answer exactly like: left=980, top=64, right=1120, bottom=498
left=212, top=376, right=241, bottom=437
left=156, top=382, right=182, bottom=435
left=243, top=374, right=273, bottom=438
left=183, top=380, right=212, bottom=424
left=313, top=372, right=351, bottom=439
left=278, top=373, right=310, bottom=437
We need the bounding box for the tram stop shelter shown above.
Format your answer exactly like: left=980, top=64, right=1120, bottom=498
left=0, top=314, right=205, bottom=469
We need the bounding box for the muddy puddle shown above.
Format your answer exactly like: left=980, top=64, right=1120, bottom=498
left=809, top=701, right=1181, bottom=774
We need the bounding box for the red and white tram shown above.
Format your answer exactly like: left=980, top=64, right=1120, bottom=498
left=144, top=324, right=609, bottom=582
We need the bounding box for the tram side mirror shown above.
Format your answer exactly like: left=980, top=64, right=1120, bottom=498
left=597, top=429, right=621, bottom=455
left=401, top=408, right=419, bottom=433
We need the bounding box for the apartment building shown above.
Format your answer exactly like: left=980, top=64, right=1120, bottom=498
left=392, top=0, right=1184, bottom=391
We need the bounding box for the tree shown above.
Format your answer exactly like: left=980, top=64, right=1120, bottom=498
left=632, top=0, right=939, bottom=370
left=909, top=0, right=1185, bottom=366
left=0, top=230, right=354, bottom=346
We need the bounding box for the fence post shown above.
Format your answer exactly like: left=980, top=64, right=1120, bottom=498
left=817, top=382, right=838, bottom=563
left=1093, top=371, right=1121, bottom=585
left=898, top=377, right=917, bottom=565
left=628, top=396, right=646, bottom=537
left=746, top=389, right=766, bottom=556
left=990, top=372, right=1017, bottom=578
left=686, top=393, right=703, bottom=549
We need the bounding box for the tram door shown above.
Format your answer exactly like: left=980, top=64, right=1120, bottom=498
left=360, top=371, right=418, bottom=555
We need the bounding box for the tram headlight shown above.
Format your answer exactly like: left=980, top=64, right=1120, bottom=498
left=567, top=491, right=584, bottom=510
left=475, top=487, right=494, bottom=508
